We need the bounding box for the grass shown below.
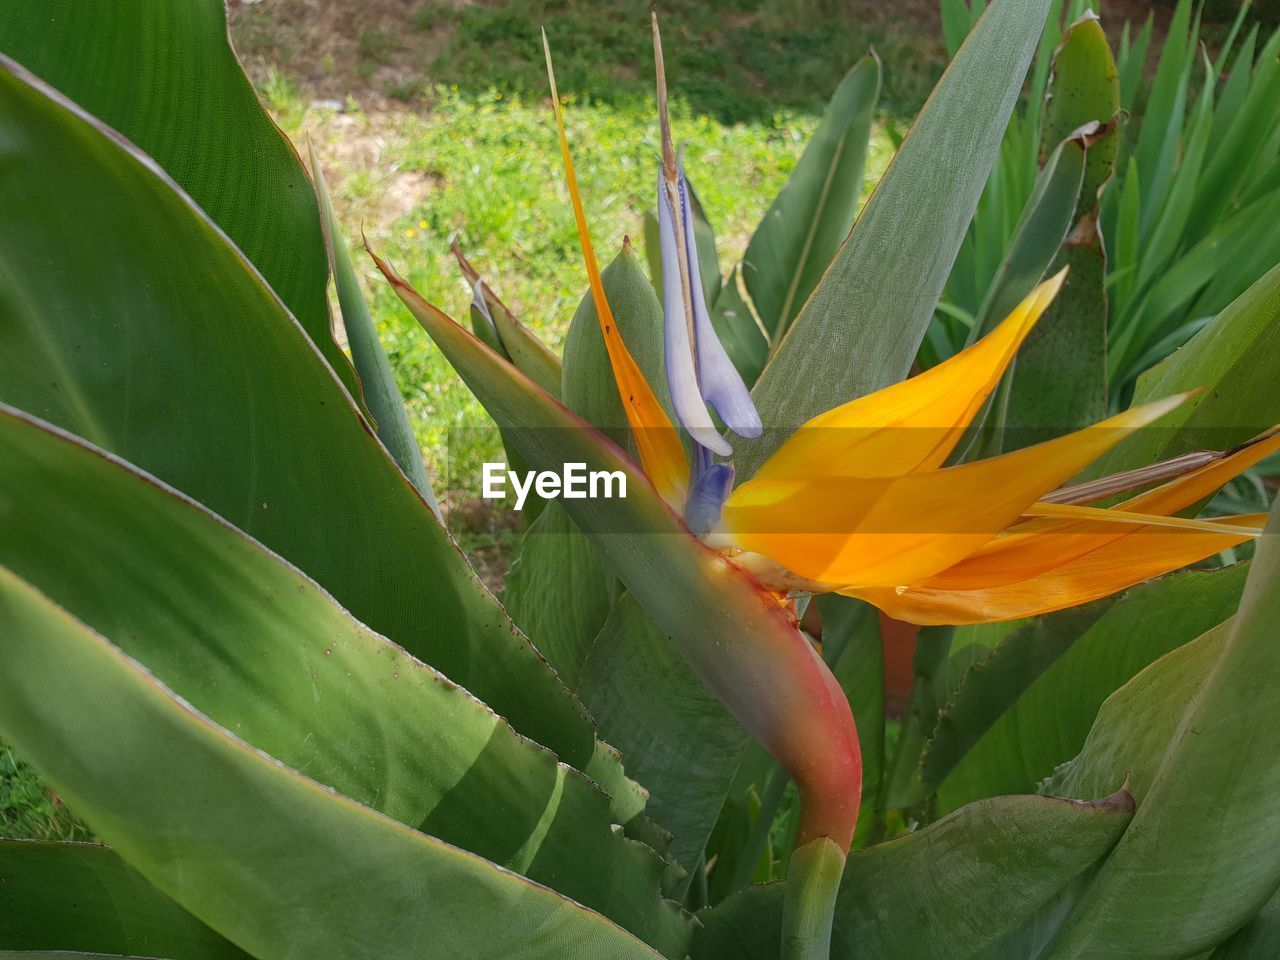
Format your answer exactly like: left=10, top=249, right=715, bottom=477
left=1, top=739, right=90, bottom=841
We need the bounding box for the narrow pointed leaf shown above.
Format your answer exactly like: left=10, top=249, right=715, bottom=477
left=1090, top=263, right=1280, bottom=477
left=453, top=244, right=563, bottom=398
left=312, top=145, right=437, bottom=509
left=741, top=55, right=881, bottom=340
left=738, top=0, right=1053, bottom=477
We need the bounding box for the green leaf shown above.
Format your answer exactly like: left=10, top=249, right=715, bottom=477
left=311, top=145, right=437, bottom=510
left=501, top=244, right=670, bottom=688
left=0, top=0, right=359, bottom=402
left=579, top=594, right=750, bottom=876
left=710, top=266, right=771, bottom=388
left=0, top=840, right=247, bottom=958
left=964, top=140, right=1085, bottom=346
left=0, top=406, right=692, bottom=954
left=741, top=55, right=880, bottom=341
left=0, top=56, right=597, bottom=769
left=0, top=570, right=666, bottom=960
left=1212, top=884, right=1280, bottom=959
left=1039, top=503, right=1280, bottom=957
left=739, top=0, right=1053, bottom=477
left=1089, top=263, right=1280, bottom=478
left=928, top=565, right=1249, bottom=812
left=690, top=791, right=1134, bottom=959
left=503, top=504, right=618, bottom=689
left=1006, top=15, right=1119, bottom=446
left=454, top=244, right=563, bottom=399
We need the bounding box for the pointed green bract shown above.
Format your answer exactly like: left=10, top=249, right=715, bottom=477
left=0, top=570, right=666, bottom=960
left=312, top=145, right=438, bottom=510
left=1005, top=15, right=1118, bottom=447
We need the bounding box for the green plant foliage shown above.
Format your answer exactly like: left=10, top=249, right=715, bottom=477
left=0, top=56, right=599, bottom=770
left=0, top=0, right=360, bottom=403
left=741, top=55, right=881, bottom=341
left=926, top=565, right=1250, bottom=811
left=0, top=568, right=668, bottom=960
left=579, top=594, right=750, bottom=877
left=0, top=841, right=247, bottom=958
left=1040, top=504, right=1280, bottom=957
left=1004, top=14, right=1118, bottom=445
left=691, top=791, right=1135, bottom=959
left=739, top=0, right=1054, bottom=476
left=0, top=406, right=689, bottom=952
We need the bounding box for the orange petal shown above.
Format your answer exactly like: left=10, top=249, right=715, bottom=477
left=752, top=271, right=1065, bottom=484
left=849, top=514, right=1264, bottom=625
left=928, top=425, right=1280, bottom=590
left=721, top=393, right=1190, bottom=588
left=543, top=33, right=687, bottom=505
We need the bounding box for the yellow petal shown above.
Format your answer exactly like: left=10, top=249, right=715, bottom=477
left=925, top=425, right=1280, bottom=590
left=543, top=33, right=687, bottom=505
left=849, top=513, right=1265, bottom=625
left=751, top=271, right=1066, bottom=484
left=722, top=392, right=1190, bottom=588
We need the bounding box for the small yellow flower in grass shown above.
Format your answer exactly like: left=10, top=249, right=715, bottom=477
left=404, top=228, right=416, bottom=239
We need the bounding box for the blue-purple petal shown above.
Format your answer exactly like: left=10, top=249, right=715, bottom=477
left=658, top=168, right=732, bottom=456
left=684, top=445, right=735, bottom=534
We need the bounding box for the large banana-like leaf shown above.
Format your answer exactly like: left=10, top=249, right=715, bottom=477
left=690, top=791, right=1134, bottom=959
left=0, top=406, right=691, bottom=955
left=1038, top=503, right=1280, bottom=957
left=579, top=594, right=750, bottom=876
left=0, top=840, right=247, bottom=958
left=1090, top=262, right=1280, bottom=475
left=0, top=56, right=601, bottom=772
left=740, top=55, right=880, bottom=341
left=0, top=0, right=359, bottom=401
left=927, top=565, right=1249, bottom=812
left=0, top=570, right=665, bottom=960
left=738, top=0, right=1052, bottom=476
